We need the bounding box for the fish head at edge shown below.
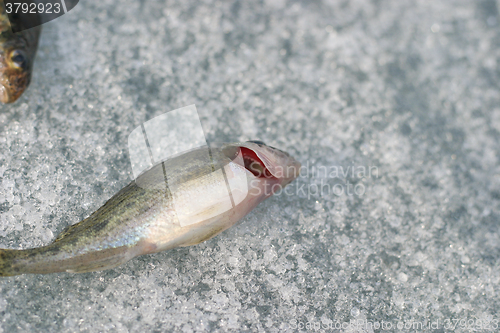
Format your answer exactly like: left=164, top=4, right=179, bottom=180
left=0, top=5, right=39, bottom=103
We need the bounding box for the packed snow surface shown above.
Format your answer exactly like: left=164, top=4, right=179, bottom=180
left=0, top=0, right=499, bottom=332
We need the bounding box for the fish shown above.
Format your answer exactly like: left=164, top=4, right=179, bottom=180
left=0, top=141, right=301, bottom=276
left=0, top=0, right=41, bottom=103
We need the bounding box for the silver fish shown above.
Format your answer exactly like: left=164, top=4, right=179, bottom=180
left=0, top=141, right=300, bottom=276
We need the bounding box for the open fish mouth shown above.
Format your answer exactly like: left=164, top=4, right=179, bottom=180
left=0, top=84, right=10, bottom=103
left=222, top=141, right=301, bottom=183
left=221, top=143, right=278, bottom=179
left=240, top=146, right=276, bottom=179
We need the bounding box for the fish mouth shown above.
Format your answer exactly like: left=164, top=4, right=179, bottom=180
left=221, top=144, right=276, bottom=179
left=222, top=142, right=301, bottom=182
left=0, top=84, right=11, bottom=103
left=240, top=147, right=277, bottom=179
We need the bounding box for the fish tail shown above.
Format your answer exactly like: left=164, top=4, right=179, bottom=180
left=0, top=244, right=135, bottom=276
left=0, top=248, right=32, bottom=277
left=0, top=246, right=68, bottom=277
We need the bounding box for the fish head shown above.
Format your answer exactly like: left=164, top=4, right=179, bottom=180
left=0, top=2, right=42, bottom=103
left=0, top=32, right=33, bottom=103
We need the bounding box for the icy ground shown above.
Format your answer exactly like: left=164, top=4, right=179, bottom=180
left=0, top=0, right=499, bottom=332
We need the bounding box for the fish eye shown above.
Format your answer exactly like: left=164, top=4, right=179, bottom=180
left=247, top=140, right=266, bottom=146
left=10, top=50, right=27, bottom=69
